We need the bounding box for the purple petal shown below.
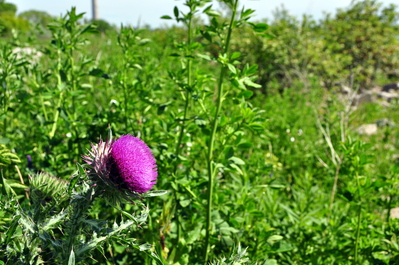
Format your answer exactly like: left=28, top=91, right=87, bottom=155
left=110, top=135, right=157, bottom=193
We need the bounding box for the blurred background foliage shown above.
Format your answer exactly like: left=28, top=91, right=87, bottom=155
left=1, top=0, right=399, bottom=264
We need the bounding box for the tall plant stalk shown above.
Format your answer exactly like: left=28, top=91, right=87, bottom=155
left=204, top=0, right=238, bottom=262
left=354, top=171, right=362, bottom=265
left=49, top=49, right=63, bottom=139
left=170, top=2, right=198, bottom=253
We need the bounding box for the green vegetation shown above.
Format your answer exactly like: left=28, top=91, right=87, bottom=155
left=1, top=0, right=399, bottom=264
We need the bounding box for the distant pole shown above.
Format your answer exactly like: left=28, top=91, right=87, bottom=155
left=92, top=0, right=98, bottom=20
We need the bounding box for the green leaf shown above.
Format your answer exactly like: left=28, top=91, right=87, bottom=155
left=245, top=64, right=258, bottom=75
left=80, top=83, right=92, bottom=89
left=206, top=10, right=221, bottom=17
left=227, top=64, right=236, bottom=74
left=76, top=236, right=107, bottom=256
left=8, top=180, right=27, bottom=189
left=19, top=211, right=35, bottom=233
left=179, top=198, right=191, bottom=207
left=229, top=163, right=243, bottom=175
left=68, top=174, right=79, bottom=195
left=174, top=6, right=179, bottom=18
left=187, top=223, right=203, bottom=244
left=237, top=142, right=253, bottom=149
left=1, top=174, right=16, bottom=197
left=248, top=123, right=264, bottom=131
left=224, top=146, right=234, bottom=160
left=197, top=54, right=212, bottom=61
left=230, top=52, right=241, bottom=60
left=89, top=68, right=105, bottom=77
left=243, top=77, right=261, bottom=88
left=250, top=210, right=264, bottom=217
left=161, top=15, right=172, bottom=20
left=195, top=117, right=207, bottom=127
left=267, top=235, right=283, bottom=244
left=139, top=243, right=152, bottom=251
left=42, top=211, right=67, bottom=230
left=241, top=9, right=255, bottom=19
left=0, top=138, right=10, bottom=144
left=144, top=190, right=168, bottom=197
left=237, top=90, right=253, bottom=99
left=229, top=156, right=245, bottom=165
left=68, top=249, right=75, bottom=265
left=5, top=215, right=21, bottom=245
left=251, top=22, right=269, bottom=33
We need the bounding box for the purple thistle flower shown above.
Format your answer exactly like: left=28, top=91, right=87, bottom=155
left=110, top=135, right=158, bottom=193
left=83, top=134, right=157, bottom=196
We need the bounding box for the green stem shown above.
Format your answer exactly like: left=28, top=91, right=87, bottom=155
left=172, top=6, right=194, bottom=250
left=49, top=50, right=63, bottom=139
left=204, top=1, right=238, bottom=263
left=3, top=80, right=7, bottom=138
left=354, top=172, right=362, bottom=265
left=64, top=188, right=96, bottom=264
left=49, top=91, right=63, bottom=139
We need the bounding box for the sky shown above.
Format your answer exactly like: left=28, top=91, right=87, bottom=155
left=7, top=0, right=398, bottom=28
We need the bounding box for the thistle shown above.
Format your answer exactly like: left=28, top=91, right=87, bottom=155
left=29, top=172, right=69, bottom=203
left=110, top=135, right=158, bottom=193
left=83, top=134, right=158, bottom=201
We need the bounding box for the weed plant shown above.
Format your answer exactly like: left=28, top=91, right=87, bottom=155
left=1, top=0, right=399, bottom=264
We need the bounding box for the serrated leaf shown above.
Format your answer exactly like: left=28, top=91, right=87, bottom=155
left=76, top=235, right=107, bottom=256
left=43, top=211, right=67, bottom=230
left=5, top=215, right=21, bottom=245
left=19, top=211, right=35, bottom=233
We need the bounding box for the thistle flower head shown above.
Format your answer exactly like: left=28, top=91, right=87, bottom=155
left=83, top=134, right=158, bottom=198
left=110, top=135, right=158, bottom=193
left=29, top=172, right=69, bottom=203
